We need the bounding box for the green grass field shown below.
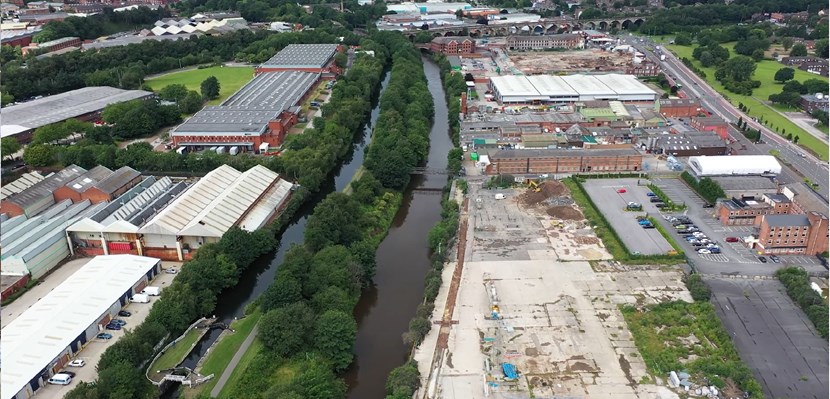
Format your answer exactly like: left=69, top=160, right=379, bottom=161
left=151, top=328, right=203, bottom=371
left=665, top=43, right=829, bottom=160
left=183, top=309, right=262, bottom=399
left=146, top=66, right=254, bottom=106
left=218, top=338, right=263, bottom=397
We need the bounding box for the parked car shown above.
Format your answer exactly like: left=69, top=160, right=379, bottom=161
left=118, top=310, right=132, bottom=317
left=62, top=371, right=76, bottom=378
left=725, top=237, right=740, bottom=243
left=710, top=247, right=722, bottom=254
left=165, top=268, right=178, bottom=274
left=646, top=192, right=657, bottom=197
left=655, top=203, right=667, bottom=208
left=698, top=249, right=711, bottom=254
left=105, top=323, right=121, bottom=330
left=110, top=319, right=127, bottom=326
left=758, top=256, right=768, bottom=263
left=67, top=359, right=85, bottom=367
left=96, top=333, right=113, bottom=340
left=616, top=188, right=627, bottom=193
left=48, top=374, right=72, bottom=385
left=770, top=255, right=781, bottom=263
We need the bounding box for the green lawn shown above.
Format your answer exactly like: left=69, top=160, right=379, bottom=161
left=665, top=43, right=829, bottom=160
left=183, top=309, right=262, bottom=399
left=151, top=328, right=203, bottom=372
left=145, top=66, right=255, bottom=106
left=218, top=338, right=263, bottom=397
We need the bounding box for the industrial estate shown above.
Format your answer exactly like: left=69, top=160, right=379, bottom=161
left=0, top=2, right=828, bottom=399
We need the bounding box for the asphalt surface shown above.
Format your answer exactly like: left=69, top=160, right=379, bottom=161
left=707, top=278, right=829, bottom=399
left=582, top=179, right=674, bottom=255
left=621, top=36, right=829, bottom=201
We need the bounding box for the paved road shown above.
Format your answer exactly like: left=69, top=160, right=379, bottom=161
left=707, top=278, right=829, bottom=399
left=621, top=36, right=829, bottom=201
left=210, top=324, right=259, bottom=398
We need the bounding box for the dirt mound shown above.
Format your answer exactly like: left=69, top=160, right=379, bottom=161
left=546, top=205, right=583, bottom=220
left=520, top=181, right=570, bottom=206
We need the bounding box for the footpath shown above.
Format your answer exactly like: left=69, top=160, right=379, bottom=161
left=209, top=324, right=259, bottom=397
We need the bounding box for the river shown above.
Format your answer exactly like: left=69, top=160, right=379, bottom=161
left=344, top=56, right=452, bottom=398
left=174, top=72, right=392, bottom=372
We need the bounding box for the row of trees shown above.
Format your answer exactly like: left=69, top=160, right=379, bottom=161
left=681, top=172, right=725, bottom=204
left=34, top=7, right=168, bottom=43
left=775, top=267, right=829, bottom=338
left=65, top=227, right=279, bottom=399
left=768, top=74, right=829, bottom=108
left=224, top=33, right=435, bottom=399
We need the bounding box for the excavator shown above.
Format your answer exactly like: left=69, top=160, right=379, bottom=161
left=527, top=180, right=541, bottom=193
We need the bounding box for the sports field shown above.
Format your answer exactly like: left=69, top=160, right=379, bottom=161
left=666, top=43, right=829, bottom=160
left=146, top=66, right=255, bottom=105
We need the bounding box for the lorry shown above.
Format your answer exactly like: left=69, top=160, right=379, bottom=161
left=131, top=294, right=150, bottom=303
left=229, top=146, right=239, bottom=156
left=660, top=54, right=666, bottom=61
left=141, top=286, right=161, bottom=296
left=215, top=146, right=225, bottom=154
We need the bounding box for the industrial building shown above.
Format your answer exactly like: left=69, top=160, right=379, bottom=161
left=67, top=165, right=294, bottom=261
left=716, top=193, right=794, bottom=226
left=486, top=148, right=643, bottom=175
left=0, top=165, right=142, bottom=217
left=648, top=131, right=728, bottom=157
left=429, top=36, right=476, bottom=55
left=1, top=255, right=161, bottom=399
left=755, top=212, right=829, bottom=255
left=689, top=116, right=729, bottom=139
left=171, top=70, right=320, bottom=150
left=687, top=155, right=781, bottom=177
left=0, top=171, right=48, bottom=201
left=506, top=34, right=583, bottom=50
left=655, top=98, right=701, bottom=118
left=489, top=74, right=656, bottom=104
left=255, top=43, right=340, bottom=74
left=0, top=86, right=154, bottom=141
left=386, top=1, right=471, bottom=14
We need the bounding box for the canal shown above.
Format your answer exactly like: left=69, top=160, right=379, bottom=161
left=344, top=56, right=452, bottom=398
left=176, top=72, right=392, bottom=371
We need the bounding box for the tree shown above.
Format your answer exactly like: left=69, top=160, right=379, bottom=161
left=803, top=79, right=829, bottom=94
left=793, top=135, right=800, bottom=144
left=790, top=43, right=808, bottom=57
left=200, top=76, right=220, bottom=100
left=314, top=310, right=357, bottom=372
left=717, top=55, right=757, bottom=82
left=1, top=137, right=21, bottom=160
left=386, top=361, right=421, bottom=397
left=334, top=52, right=348, bottom=69
left=158, top=84, right=189, bottom=102
left=23, top=144, right=55, bottom=166
left=292, top=362, right=347, bottom=399
left=782, top=37, right=794, bottom=51
left=260, top=277, right=303, bottom=312
left=698, top=51, right=716, bottom=67
left=95, top=362, right=149, bottom=398
left=304, top=193, right=365, bottom=251
left=674, top=32, right=692, bottom=46
left=816, top=38, right=829, bottom=59
left=414, top=31, right=433, bottom=43
left=751, top=48, right=765, bottom=62
left=774, top=67, right=795, bottom=83
left=259, top=303, right=317, bottom=356
left=179, top=91, right=204, bottom=114
left=787, top=133, right=794, bottom=140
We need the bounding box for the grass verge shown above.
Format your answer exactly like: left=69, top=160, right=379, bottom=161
left=665, top=43, right=829, bottom=160
left=647, top=216, right=684, bottom=256
left=151, top=328, right=204, bottom=372
left=145, top=66, right=255, bottom=106
left=563, top=177, right=685, bottom=265
left=0, top=278, right=38, bottom=306
left=621, top=301, right=765, bottom=398
left=183, top=309, right=262, bottom=399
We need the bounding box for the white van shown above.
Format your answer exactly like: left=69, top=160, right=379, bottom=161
left=141, top=286, right=161, bottom=296
left=495, top=193, right=506, bottom=200
left=48, top=374, right=72, bottom=385
left=131, top=294, right=150, bottom=303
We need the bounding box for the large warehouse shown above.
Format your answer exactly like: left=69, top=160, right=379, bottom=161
left=489, top=74, right=657, bottom=104
left=487, top=148, right=643, bottom=175
left=0, top=86, right=154, bottom=142
left=171, top=70, right=320, bottom=150
left=255, top=43, right=341, bottom=74
left=1, top=255, right=161, bottom=399
left=687, top=155, right=781, bottom=177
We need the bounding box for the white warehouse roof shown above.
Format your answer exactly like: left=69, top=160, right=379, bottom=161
left=592, top=74, right=654, bottom=96
left=525, top=75, right=578, bottom=97
left=1, top=255, right=161, bottom=399
left=490, top=75, right=542, bottom=97
left=688, top=155, right=782, bottom=176
left=490, top=73, right=656, bottom=102
left=560, top=74, right=611, bottom=95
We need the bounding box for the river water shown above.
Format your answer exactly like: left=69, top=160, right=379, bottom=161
left=344, top=57, right=452, bottom=398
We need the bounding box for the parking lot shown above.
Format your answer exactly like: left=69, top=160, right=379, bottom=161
left=582, top=178, right=674, bottom=255
left=707, top=278, right=829, bottom=399
left=13, top=259, right=181, bottom=399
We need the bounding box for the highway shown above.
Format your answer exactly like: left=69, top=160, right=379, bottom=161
left=621, top=36, right=829, bottom=201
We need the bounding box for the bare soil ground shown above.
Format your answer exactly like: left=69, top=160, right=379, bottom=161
left=510, top=49, right=635, bottom=74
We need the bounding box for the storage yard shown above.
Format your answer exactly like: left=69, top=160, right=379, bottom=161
left=509, top=49, right=640, bottom=75
left=420, top=179, right=691, bottom=399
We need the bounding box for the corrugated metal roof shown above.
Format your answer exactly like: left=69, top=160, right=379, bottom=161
left=64, top=165, right=113, bottom=193
left=94, top=166, right=140, bottom=195
left=0, top=171, right=48, bottom=201
left=0, top=255, right=160, bottom=399
left=4, top=165, right=86, bottom=209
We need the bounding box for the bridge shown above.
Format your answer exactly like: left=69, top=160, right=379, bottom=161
left=402, top=15, right=648, bottom=39
left=410, top=167, right=454, bottom=175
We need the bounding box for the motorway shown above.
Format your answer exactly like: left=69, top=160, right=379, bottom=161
left=621, top=36, right=830, bottom=200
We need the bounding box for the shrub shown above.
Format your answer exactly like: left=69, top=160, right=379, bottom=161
left=775, top=267, right=828, bottom=338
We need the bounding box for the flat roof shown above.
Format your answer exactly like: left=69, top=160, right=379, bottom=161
left=491, top=147, right=641, bottom=159
left=764, top=214, right=811, bottom=227
left=260, top=43, right=339, bottom=69
left=0, top=87, right=153, bottom=137
left=490, top=75, right=541, bottom=97
left=526, top=75, right=578, bottom=96
left=560, top=74, right=613, bottom=95
left=491, top=74, right=655, bottom=100
left=173, top=71, right=317, bottom=135
left=1, top=255, right=160, bottom=399
left=593, top=74, right=654, bottom=95
left=711, top=176, right=778, bottom=191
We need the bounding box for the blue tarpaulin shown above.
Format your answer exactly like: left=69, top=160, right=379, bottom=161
left=502, top=363, right=518, bottom=379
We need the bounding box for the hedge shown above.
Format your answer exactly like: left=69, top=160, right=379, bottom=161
left=680, top=171, right=725, bottom=204
left=775, top=267, right=829, bottom=339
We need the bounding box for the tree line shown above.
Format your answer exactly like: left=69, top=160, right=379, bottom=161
left=775, top=267, right=828, bottom=339
left=220, top=32, right=436, bottom=399
left=34, top=6, right=168, bottom=43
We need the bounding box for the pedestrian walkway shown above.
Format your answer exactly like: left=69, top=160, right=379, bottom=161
left=210, top=324, right=259, bottom=398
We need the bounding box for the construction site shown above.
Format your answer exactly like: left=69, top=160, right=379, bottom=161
left=507, top=48, right=653, bottom=75
left=415, top=179, right=690, bottom=399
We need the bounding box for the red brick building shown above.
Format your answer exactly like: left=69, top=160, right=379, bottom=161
left=715, top=193, right=793, bottom=226
left=690, top=116, right=729, bottom=139
left=657, top=98, right=701, bottom=118
left=53, top=166, right=142, bottom=204
left=487, top=148, right=642, bottom=175
left=430, top=36, right=476, bottom=55
left=21, top=36, right=81, bottom=56
left=755, top=212, right=829, bottom=255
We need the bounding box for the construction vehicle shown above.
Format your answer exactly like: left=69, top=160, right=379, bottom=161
left=527, top=180, right=541, bottom=192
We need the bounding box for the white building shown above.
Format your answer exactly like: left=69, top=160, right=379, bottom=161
left=387, top=1, right=472, bottom=14
left=1, top=255, right=161, bottom=399
left=688, top=155, right=782, bottom=177
left=489, top=73, right=656, bottom=104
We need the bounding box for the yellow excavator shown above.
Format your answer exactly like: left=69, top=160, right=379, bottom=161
left=527, top=180, right=541, bottom=193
